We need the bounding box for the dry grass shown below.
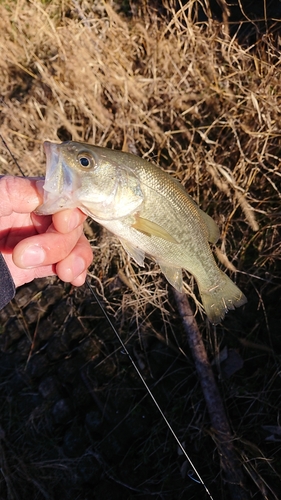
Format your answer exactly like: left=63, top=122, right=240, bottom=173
left=0, top=0, right=281, bottom=499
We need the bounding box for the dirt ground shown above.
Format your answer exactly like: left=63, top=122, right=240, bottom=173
left=0, top=1, right=281, bottom=499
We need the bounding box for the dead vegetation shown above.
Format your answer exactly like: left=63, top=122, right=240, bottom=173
left=0, top=0, right=281, bottom=499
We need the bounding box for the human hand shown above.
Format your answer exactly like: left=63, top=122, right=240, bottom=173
left=0, top=176, right=93, bottom=288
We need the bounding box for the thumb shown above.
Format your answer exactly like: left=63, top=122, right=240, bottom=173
left=0, top=176, right=43, bottom=217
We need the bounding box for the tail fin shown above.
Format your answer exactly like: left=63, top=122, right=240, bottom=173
left=199, top=271, right=247, bottom=324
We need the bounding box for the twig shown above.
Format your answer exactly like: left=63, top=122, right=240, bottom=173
left=173, top=290, right=249, bottom=500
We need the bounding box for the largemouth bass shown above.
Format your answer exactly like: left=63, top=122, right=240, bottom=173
left=37, top=141, right=247, bottom=323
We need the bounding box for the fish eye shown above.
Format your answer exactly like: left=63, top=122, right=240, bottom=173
left=77, top=152, right=96, bottom=170
left=80, top=157, right=90, bottom=167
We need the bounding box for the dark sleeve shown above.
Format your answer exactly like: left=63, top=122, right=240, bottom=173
left=0, top=253, right=16, bottom=310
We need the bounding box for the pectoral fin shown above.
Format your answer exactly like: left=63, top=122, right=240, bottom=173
left=132, top=216, right=179, bottom=243
left=159, top=263, right=183, bottom=292
left=120, top=238, right=145, bottom=267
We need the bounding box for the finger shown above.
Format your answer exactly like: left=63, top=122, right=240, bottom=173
left=31, top=208, right=87, bottom=235
left=0, top=176, right=43, bottom=217
left=2, top=250, right=57, bottom=288
left=31, top=212, right=53, bottom=234
left=52, top=208, right=87, bottom=234
left=73, top=271, right=88, bottom=287
left=55, top=233, right=93, bottom=283
left=70, top=270, right=88, bottom=287
left=12, top=224, right=85, bottom=269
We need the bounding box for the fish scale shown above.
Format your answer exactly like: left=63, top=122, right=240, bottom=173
left=37, top=141, right=247, bottom=324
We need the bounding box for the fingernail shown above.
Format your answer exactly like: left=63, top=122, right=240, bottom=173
left=72, top=256, right=85, bottom=278
left=21, top=245, right=46, bottom=268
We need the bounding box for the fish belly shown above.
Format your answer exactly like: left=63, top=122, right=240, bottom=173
left=96, top=217, right=219, bottom=287
left=95, top=218, right=246, bottom=324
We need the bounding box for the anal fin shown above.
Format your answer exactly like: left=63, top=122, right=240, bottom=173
left=159, top=263, right=183, bottom=292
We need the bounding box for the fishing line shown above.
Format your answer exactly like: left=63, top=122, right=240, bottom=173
left=1, top=133, right=214, bottom=499
left=86, top=279, right=214, bottom=500
left=0, top=135, right=26, bottom=177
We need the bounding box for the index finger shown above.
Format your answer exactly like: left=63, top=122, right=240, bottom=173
left=52, top=208, right=87, bottom=234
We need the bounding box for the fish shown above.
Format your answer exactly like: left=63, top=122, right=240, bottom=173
left=36, top=141, right=247, bottom=324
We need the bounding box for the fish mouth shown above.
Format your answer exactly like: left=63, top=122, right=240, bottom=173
left=43, top=141, right=60, bottom=179
left=36, top=141, right=80, bottom=215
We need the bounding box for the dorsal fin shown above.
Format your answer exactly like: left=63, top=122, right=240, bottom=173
left=199, top=209, right=220, bottom=244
